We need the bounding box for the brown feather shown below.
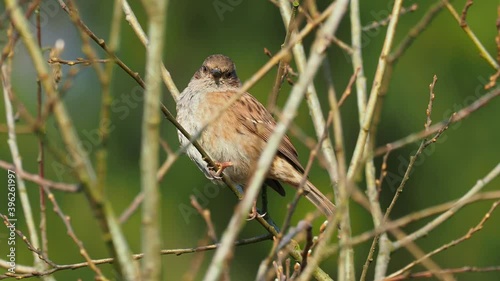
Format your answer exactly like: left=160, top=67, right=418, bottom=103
left=236, top=93, right=305, bottom=173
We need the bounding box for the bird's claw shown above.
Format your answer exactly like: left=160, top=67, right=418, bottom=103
left=208, top=161, right=233, bottom=179
left=246, top=201, right=266, bottom=221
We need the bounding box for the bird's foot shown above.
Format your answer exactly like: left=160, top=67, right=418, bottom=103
left=208, top=161, right=233, bottom=179
left=247, top=200, right=266, bottom=221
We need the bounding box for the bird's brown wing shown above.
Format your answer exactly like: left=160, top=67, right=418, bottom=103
left=235, top=92, right=305, bottom=173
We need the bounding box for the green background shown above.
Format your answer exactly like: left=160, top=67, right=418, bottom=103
left=1, top=0, right=499, bottom=280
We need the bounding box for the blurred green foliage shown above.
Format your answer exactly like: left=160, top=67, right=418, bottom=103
left=0, top=0, right=499, bottom=280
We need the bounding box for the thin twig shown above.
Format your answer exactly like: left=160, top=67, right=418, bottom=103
left=47, top=57, right=110, bottom=65
left=360, top=149, right=391, bottom=280
left=0, top=213, right=57, bottom=268
left=0, top=0, right=40, bottom=67
left=442, top=0, right=498, bottom=69
left=385, top=266, right=500, bottom=281
left=459, top=0, right=474, bottom=27
left=338, top=67, right=359, bottom=107
left=43, top=186, right=108, bottom=279
left=2, top=60, right=47, bottom=276
left=376, top=148, right=391, bottom=195
left=121, top=0, right=180, bottom=99
left=268, top=0, right=299, bottom=112
left=295, top=214, right=340, bottom=281
left=425, top=75, right=438, bottom=130
left=0, top=124, right=33, bottom=133
left=118, top=192, right=145, bottom=224
left=0, top=160, right=79, bottom=192
left=388, top=1, right=445, bottom=65
left=362, top=4, right=418, bottom=32
left=384, top=108, right=448, bottom=223
left=300, top=223, right=314, bottom=271
left=388, top=200, right=500, bottom=279
left=0, top=234, right=273, bottom=279
left=392, top=162, right=500, bottom=250
left=189, top=196, right=231, bottom=281
left=191, top=196, right=218, bottom=243
left=375, top=87, right=500, bottom=155
left=35, top=5, right=50, bottom=269
left=485, top=7, right=500, bottom=90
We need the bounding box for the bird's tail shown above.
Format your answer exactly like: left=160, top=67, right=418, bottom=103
left=304, top=181, right=336, bottom=217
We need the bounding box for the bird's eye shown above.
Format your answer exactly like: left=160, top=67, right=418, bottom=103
left=201, top=66, right=207, bottom=72
left=224, top=72, right=232, bottom=78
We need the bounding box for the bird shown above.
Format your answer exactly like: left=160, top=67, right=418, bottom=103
left=176, top=54, right=336, bottom=219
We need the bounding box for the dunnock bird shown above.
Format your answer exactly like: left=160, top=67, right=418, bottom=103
left=176, top=54, right=336, bottom=218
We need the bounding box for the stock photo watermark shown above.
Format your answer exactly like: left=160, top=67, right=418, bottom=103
left=31, top=0, right=62, bottom=27
left=213, top=0, right=244, bottom=21
left=178, top=183, right=224, bottom=224
left=6, top=169, right=17, bottom=274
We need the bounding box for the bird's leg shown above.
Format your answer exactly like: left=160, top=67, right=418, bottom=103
left=261, top=186, right=268, bottom=215
left=247, top=200, right=266, bottom=221
left=247, top=200, right=259, bottom=220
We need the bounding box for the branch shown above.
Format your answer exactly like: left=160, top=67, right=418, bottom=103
left=375, top=87, right=500, bottom=155
left=385, top=266, right=500, bottom=281
left=139, top=0, right=168, bottom=279
left=392, top=162, right=500, bottom=250
left=362, top=4, right=418, bottom=32
left=0, top=160, right=79, bottom=192
left=459, top=0, right=474, bottom=27
left=121, top=0, right=180, bottom=100
left=1, top=57, right=48, bottom=277
left=442, top=0, right=498, bottom=69
left=388, top=200, right=500, bottom=279
left=388, top=1, right=445, bottom=65
left=0, top=235, right=272, bottom=280
left=347, top=0, right=404, bottom=181
left=268, top=0, right=298, bottom=112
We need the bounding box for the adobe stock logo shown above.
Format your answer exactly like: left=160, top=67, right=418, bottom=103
left=178, top=183, right=224, bottom=224
left=31, top=0, right=62, bottom=28
left=213, top=0, right=244, bottom=21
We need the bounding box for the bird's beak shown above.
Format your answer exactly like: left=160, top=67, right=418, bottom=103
left=211, top=68, right=222, bottom=85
